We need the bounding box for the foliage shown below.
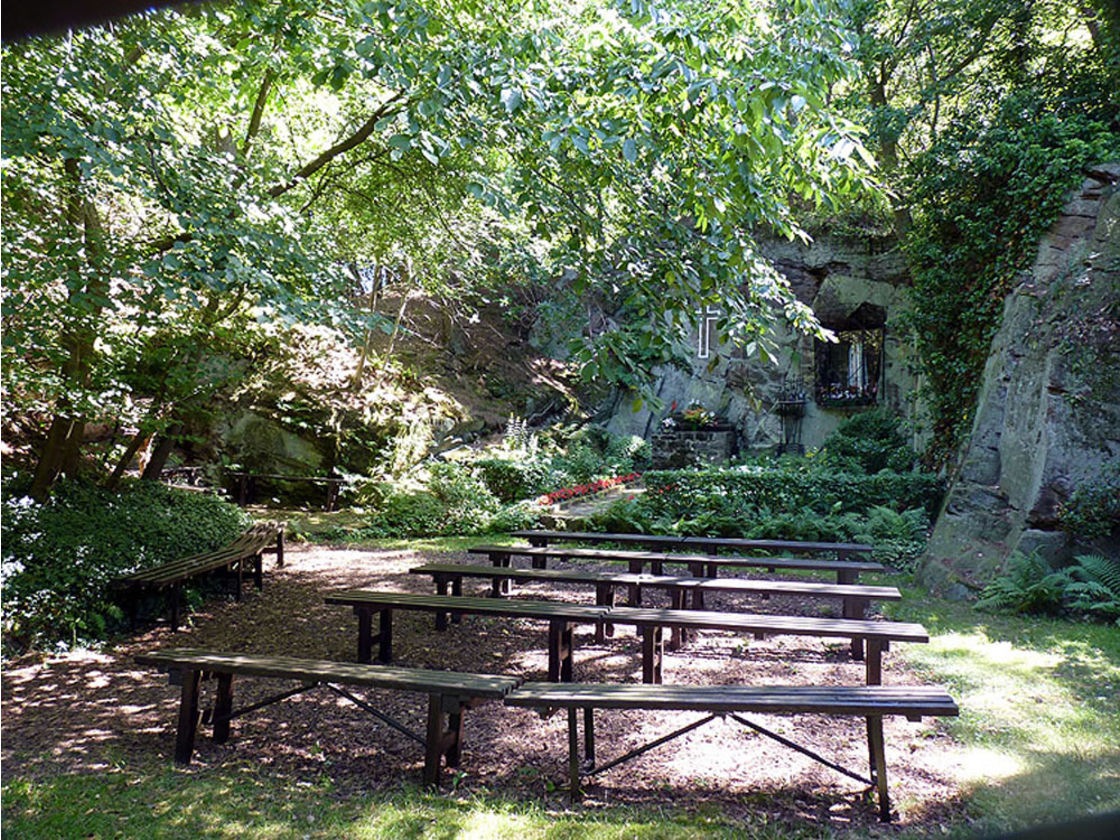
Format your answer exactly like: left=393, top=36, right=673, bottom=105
left=1, top=478, right=249, bottom=655
left=901, top=92, right=1119, bottom=467
left=977, top=552, right=1069, bottom=616
left=475, top=458, right=555, bottom=505
left=2, top=0, right=879, bottom=501
left=978, top=552, right=1120, bottom=624
left=1061, top=554, right=1120, bottom=624
left=818, top=408, right=914, bottom=474
left=848, top=505, right=929, bottom=571
left=642, top=467, right=943, bottom=518
left=1059, top=468, right=1120, bottom=541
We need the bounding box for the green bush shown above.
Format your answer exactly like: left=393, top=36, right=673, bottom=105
left=642, top=468, right=943, bottom=518
left=474, top=457, right=553, bottom=503
left=819, top=409, right=915, bottom=474
left=978, top=552, right=1120, bottom=625
left=2, top=478, right=249, bottom=656
left=1059, top=469, right=1120, bottom=541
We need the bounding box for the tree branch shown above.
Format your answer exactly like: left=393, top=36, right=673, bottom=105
left=267, top=92, right=406, bottom=198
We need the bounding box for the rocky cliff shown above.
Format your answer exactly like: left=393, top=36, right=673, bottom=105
left=919, top=164, right=1120, bottom=595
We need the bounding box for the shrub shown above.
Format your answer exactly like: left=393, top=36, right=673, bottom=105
left=475, top=457, right=554, bottom=503
left=977, top=552, right=1071, bottom=616
left=642, top=468, right=943, bottom=518
left=819, top=409, right=915, bottom=474
left=1062, top=554, right=1120, bottom=625
left=1059, top=469, right=1120, bottom=541
left=2, top=478, right=249, bottom=656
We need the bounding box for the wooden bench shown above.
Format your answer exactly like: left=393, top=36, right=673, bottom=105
left=324, top=591, right=609, bottom=682
left=228, top=471, right=344, bottom=511
left=135, top=648, right=519, bottom=786
left=503, top=681, right=959, bottom=821
left=409, top=562, right=902, bottom=653
left=511, top=529, right=873, bottom=561
left=602, top=605, right=928, bottom=685
left=116, top=521, right=285, bottom=631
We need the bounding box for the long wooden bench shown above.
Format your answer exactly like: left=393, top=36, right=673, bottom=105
left=511, top=529, right=873, bottom=561
left=324, top=591, right=609, bottom=682
left=408, top=562, right=901, bottom=653
left=469, top=545, right=885, bottom=588
left=116, top=521, right=285, bottom=630
left=603, top=605, right=928, bottom=684
left=503, top=681, right=959, bottom=821
left=135, top=648, right=519, bottom=786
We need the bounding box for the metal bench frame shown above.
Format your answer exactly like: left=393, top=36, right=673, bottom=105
left=504, top=682, right=959, bottom=822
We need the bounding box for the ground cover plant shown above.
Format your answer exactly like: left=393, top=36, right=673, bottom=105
left=585, top=411, right=939, bottom=570
left=2, top=541, right=1118, bottom=839
left=1, top=477, right=249, bottom=657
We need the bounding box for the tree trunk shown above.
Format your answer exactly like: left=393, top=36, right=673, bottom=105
left=140, top=423, right=183, bottom=481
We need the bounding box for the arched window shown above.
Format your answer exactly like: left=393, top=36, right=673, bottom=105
left=815, top=303, right=885, bottom=407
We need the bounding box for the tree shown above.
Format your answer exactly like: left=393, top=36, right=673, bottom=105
left=2, top=0, right=877, bottom=498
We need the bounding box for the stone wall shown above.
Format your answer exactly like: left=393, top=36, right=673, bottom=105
left=919, top=164, right=1120, bottom=595
left=650, top=428, right=736, bottom=468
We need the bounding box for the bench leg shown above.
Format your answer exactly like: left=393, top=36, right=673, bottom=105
left=170, top=585, right=182, bottom=632
left=357, top=609, right=373, bottom=663
left=641, top=626, right=663, bottom=684
left=378, top=609, right=393, bottom=663
left=276, top=530, right=285, bottom=568
left=627, top=560, right=643, bottom=607
left=866, top=715, right=891, bottom=822
left=531, top=556, right=547, bottom=570
left=451, top=577, right=462, bottom=624
left=235, top=557, right=244, bottom=602
left=584, top=707, right=595, bottom=767
left=254, top=553, right=264, bottom=591
left=213, top=673, right=234, bottom=744
left=435, top=575, right=449, bottom=632
left=595, top=583, right=614, bottom=642
left=865, top=639, right=883, bottom=685
left=423, top=694, right=464, bottom=787
left=568, top=707, right=582, bottom=801
left=844, top=597, right=869, bottom=660
left=491, top=552, right=512, bottom=595
left=548, top=620, right=574, bottom=682
left=689, top=562, right=707, bottom=610
left=174, top=668, right=202, bottom=764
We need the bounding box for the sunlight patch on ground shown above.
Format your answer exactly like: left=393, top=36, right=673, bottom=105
left=955, top=746, right=1024, bottom=783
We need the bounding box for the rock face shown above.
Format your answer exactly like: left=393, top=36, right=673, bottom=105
left=919, top=165, right=1120, bottom=593
left=606, top=229, right=919, bottom=453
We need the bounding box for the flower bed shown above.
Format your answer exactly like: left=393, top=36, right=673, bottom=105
left=537, top=472, right=642, bottom=507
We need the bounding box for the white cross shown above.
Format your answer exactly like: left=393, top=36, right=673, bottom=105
left=696, top=305, right=720, bottom=359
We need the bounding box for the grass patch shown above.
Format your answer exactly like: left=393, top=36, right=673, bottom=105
left=885, top=585, right=1120, bottom=837
left=1, top=765, right=805, bottom=840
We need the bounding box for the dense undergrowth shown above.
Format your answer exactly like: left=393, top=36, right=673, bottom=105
left=1, top=477, right=249, bottom=658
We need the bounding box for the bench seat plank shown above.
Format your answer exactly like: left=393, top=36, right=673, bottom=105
left=504, top=682, right=957, bottom=716
left=469, top=545, right=885, bottom=575
left=510, top=529, right=873, bottom=557
left=324, top=591, right=609, bottom=622
left=135, top=648, right=519, bottom=697
left=411, top=562, right=900, bottom=600
left=606, top=606, right=927, bottom=642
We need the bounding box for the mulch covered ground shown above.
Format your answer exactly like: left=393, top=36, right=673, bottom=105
left=1, top=543, right=968, bottom=832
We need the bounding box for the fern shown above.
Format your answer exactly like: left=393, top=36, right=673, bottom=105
left=1064, top=554, right=1120, bottom=624
left=978, top=552, right=1070, bottom=615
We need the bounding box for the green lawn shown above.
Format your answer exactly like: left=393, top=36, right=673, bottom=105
left=4, top=543, right=1118, bottom=839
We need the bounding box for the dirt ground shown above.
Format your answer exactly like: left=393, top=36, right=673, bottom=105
left=1, top=544, right=969, bottom=831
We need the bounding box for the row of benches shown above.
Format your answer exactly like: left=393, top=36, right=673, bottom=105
left=130, top=527, right=954, bottom=821
left=137, top=648, right=957, bottom=822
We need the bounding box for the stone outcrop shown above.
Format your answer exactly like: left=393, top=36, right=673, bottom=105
left=919, top=165, right=1120, bottom=594
left=606, top=229, right=918, bottom=453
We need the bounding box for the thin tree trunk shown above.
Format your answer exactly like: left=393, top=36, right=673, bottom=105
left=106, top=429, right=152, bottom=489
left=140, top=423, right=183, bottom=481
